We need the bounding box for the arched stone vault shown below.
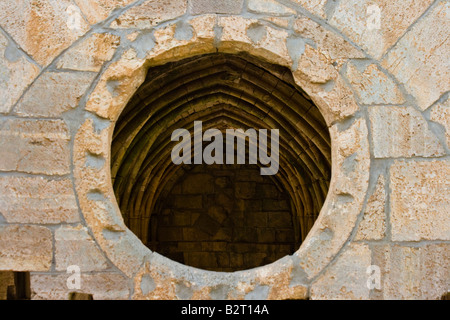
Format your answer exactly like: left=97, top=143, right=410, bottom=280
left=0, top=0, right=448, bottom=300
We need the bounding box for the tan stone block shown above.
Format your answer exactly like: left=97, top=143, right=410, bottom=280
left=0, top=0, right=90, bottom=66
left=56, top=33, right=120, bottom=72
left=372, top=244, right=449, bottom=300
left=0, top=176, right=79, bottom=224
left=248, top=0, right=296, bottom=15
left=382, top=1, right=450, bottom=110
left=369, top=106, right=444, bottom=158
left=15, top=71, right=95, bottom=117
left=190, top=0, right=243, bottom=15
left=291, top=0, right=327, bottom=18
left=0, top=119, right=71, bottom=175
left=390, top=160, right=450, bottom=241
left=355, top=175, right=386, bottom=241
left=111, top=0, right=187, bottom=29
left=55, top=225, right=109, bottom=272
left=0, top=32, right=40, bottom=114
left=31, top=272, right=130, bottom=300
left=430, top=97, right=450, bottom=149
left=293, top=16, right=364, bottom=61
left=74, top=0, right=135, bottom=25
left=310, top=244, right=372, bottom=300
left=0, top=225, right=52, bottom=271
left=330, top=0, right=434, bottom=60
left=346, top=62, right=404, bottom=105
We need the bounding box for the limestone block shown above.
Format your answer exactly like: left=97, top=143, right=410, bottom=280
left=0, top=225, right=52, bottom=271
left=15, top=71, right=95, bottom=117
left=190, top=0, right=244, bottom=15
left=248, top=0, right=296, bottom=15
left=355, top=175, right=386, bottom=241
left=369, top=106, right=444, bottom=158
left=293, top=17, right=364, bottom=61
left=382, top=1, right=450, bottom=110
left=310, top=244, right=372, bottom=300
left=346, top=62, right=404, bottom=105
left=31, top=272, right=130, bottom=300
left=111, top=0, right=187, bottom=29
left=55, top=225, right=109, bottom=271
left=0, top=176, right=79, bottom=224
left=372, top=244, right=449, bottom=300
left=0, top=119, right=71, bottom=175
left=330, top=0, right=434, bottom=60
left=390, top=160, right=450, bottom=241
left=74, top=0, right=135, bottom=25
left=56, top=33, right=120, bottom=72
left=0, top=32, right=40, bottom=114
left=0, top=0, right=90, bottom=66
left=291, top=0, right=327, bottom=18
left=430, top=97, right=450, bottom=149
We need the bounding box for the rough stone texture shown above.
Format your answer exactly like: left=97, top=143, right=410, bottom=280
left=382, top=1, right=450, bottom=110
left=429, top=97, right=450, bottom=149
left=346, top=62, right=404, bottom=105
left=0, top=0, right=90, bottom=66
left=56, top=33, right=120, bottom=72
left=290, top=0, right=327, bottom=19
left=74, top=0, right=136, bottom=25
left=0, top=119, right=71, bottom=175
left=15, top=71, right=95, bottom=117
left=111, top=0, right=187, bottom=29
left=390, top=160, right=450, bottom=241
left=354, top=175, right=386, bottom=241
left=248, top=0, right=296, bottom=15
left=30, top=272, right=130, bottom=300
left=369, top=106, right=445, bottom=158
left=330, top=0, right=434, bottom=60
left=310, top=244, right=372, bottom=300
left=0, top=31, right=40, bottom=114
left=0, top=225, right=52, bottom=271
left=372, top=244, right=449, bottom=300
left=0, top=176, right=79, bottom=224
left=55, top=225, right=109, bottom=271
left=190, top=0, right=244, bottom=15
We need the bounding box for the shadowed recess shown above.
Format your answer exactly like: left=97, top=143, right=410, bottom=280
left=111, top=53, right=331, bottom=272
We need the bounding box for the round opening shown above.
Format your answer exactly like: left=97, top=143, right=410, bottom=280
left=111, top=53, right=331, bottom=272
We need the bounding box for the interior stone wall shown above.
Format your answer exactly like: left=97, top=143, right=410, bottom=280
left=0, top=0, right=448, bottom=300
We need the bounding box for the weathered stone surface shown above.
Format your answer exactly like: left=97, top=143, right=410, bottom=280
left=430, top=97, right=450, bottom=149
left=355, top=175, right=386, bottom=241
left=346, top=62, right=404, bottom=105
left=111, top=0, right=187, bottom=29
left=0, top=225, right=52, bottom=271
left=56, top=33, right=120, bottom=72
left=15, top=71, right=95, bottom=117
left=330, top=0, right=434, bottom=60
left=0, top=32, right=40, bottom=114
left=390, top=160, right=450, bottom=241
left=0, top=119, right=71, bottom=175
left=372, top=244, right=449, bottom=300
left=311, top=244, right=372, bottom=300
left=291, top=0, right=327, bottom=18
left=382, top=1, right=450, bottom=110
left=190, top=0, right=244, bottom=15
left=248, top=0, right=296, bottom=15
left=369, top=106, right=445, bottom=158
left=31, top=272, right=130, bottom=300
left=293, top=16, right=364, bottom=61
left=0, top=0, right=90, bottom=66
left=55, top=225, right=109, bottom=271
left=74, top=0, right=135, bottom=25
left=0, top=176, right=79, bottom=224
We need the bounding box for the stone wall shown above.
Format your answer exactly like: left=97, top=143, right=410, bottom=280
left=0, top=0, right=448, bottom=300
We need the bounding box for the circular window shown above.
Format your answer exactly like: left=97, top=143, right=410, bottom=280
left=110, top=53, right=331, bottom=272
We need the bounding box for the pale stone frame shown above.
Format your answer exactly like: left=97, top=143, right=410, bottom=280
left=73, top=15, right=370, bottom=299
